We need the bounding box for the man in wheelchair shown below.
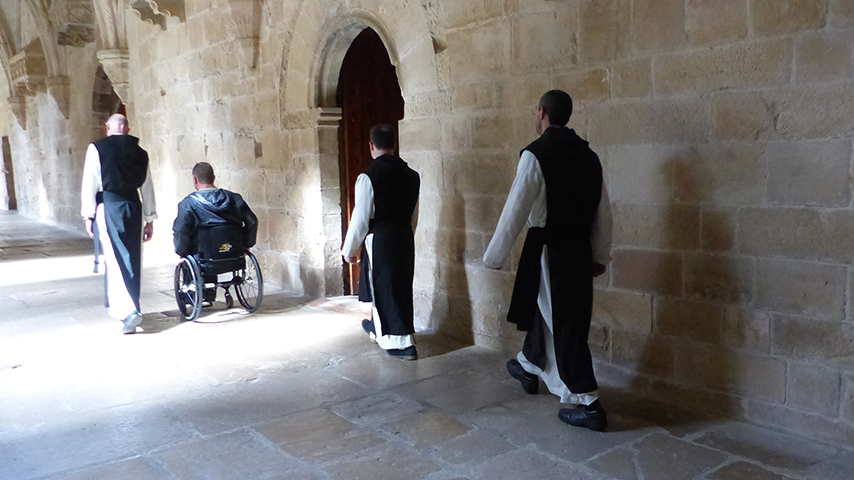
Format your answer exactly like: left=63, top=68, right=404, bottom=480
left=173, top=162, right=258, bottom=304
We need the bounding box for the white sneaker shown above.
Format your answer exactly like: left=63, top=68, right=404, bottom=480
left=122, top=311, right=143, bottom=334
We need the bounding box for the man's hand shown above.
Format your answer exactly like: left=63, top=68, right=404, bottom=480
left=592, top=261, right=607, bottom=277
left=84, top=218, right=94, bottom=238
left=143, top=222, right=154, bottom=242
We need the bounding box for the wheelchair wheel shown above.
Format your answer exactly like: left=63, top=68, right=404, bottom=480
left=175, top=256, right=203, bottom=321
left=236, top=251, right=263, bottom=313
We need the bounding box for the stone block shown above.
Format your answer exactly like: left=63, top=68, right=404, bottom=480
left=612, top=203, right=700, bottom=251
left=451, top=83, right=500, bottom=112
left=844, top=373, right=854, bottom=421
left=796, top=33, right=853, bottom=84
left=756, top=259, right=845, bottom=320
left=751, top=0, right=828, bottom=36
left=684, top=254, right=753, bottom=304
left=611, top=330, right=675, bottom=376
left=444, top=155, right=515, bottom=195
left=603, top=145, right=674, bottom=204
left=448, top=21, right=511, bottom=85
left=441, top=0, right=506, bottom=29
left=593, top=289, right=653, bottom=332
left=553, top=68, right=610, bottom=101
left=612, top=248, right=683, bottom=296
left=788, top=362, right=841, bottom=416
left=686, top=0, right=748, bottom=45
left=513, top=11, right=577, bottom=71
left=673, top=144, right=766, bottom=206
left=611, top=58, right=651, bottom=98
left=767, top=140, right=851, bottom=207
left=632, top=0, right=686, bottom=54
left=635, top=434, right=727, bottom=480
left=772, top=315, right=854, bottom=360
left=589, top=99, right=709, bottom=145
left=654, top=40, right=791, bottom=95
left=746, top=400, right=854, bottom=447
left=737, top=208, right=854, bottom=264
left=501, top=74, right=550, bottom=109
left=578, top=0, right=631, bottom=64
left=711, top=91, right=775, bottom=141
left=708, top=462, right=790, bottom=480
left=399, top=117, right=441, bottom=152
left=830, top=0, right=854, bottom=27
left=430, top=429, right=514, bottom=465
left=654, top=297, right=724, bottom=344
left=770, top=81, right=854, bottom=140
left=722, top=308, right=771, bottom=353
left=701, top=208, right=737, bottom=253
left=709, top=347, right=786, bottom=402
left=472, top=115, right=512, bottom=150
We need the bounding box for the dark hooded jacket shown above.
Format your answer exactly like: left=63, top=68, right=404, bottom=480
left=173, top=188, right=258, bottom=258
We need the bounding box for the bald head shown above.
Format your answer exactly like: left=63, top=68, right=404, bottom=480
left=106, top=114, right=129, bottom=135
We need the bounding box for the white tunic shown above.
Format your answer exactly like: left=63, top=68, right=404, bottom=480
left=80, top=136, right=157, bottom=320
left=342, top=174, right=418, bottom=350
left=483, top=149, right=612, bottom=404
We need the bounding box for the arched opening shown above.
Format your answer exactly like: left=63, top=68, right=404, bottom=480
left=2, top=136, right=16, bottom=210
left=336, top=27, right=404, bottom=295
left=91, top=65, right=123, bottom=141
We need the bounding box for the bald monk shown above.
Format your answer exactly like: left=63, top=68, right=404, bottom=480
left=81, top=114, right=157, bottom=334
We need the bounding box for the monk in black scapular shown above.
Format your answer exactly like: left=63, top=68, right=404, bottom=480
left=172, top=162, right=258, bottom=302
left=81, top=114, right=157, bottom=334
left=342, top=124, right=421, bottom=360
left=484, top=90, right=613, bottom=431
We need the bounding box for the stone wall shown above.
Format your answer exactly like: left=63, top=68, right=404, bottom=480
left=1, top=0, right=854, bottom=446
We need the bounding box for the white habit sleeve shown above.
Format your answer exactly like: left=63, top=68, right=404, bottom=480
left=342, top=174, right=374, bottom=259
left=483, top=150, right=543, bottom=269
left=591, top=184, right=613, bottom=265
left=140, top=164, right=158, bottom=222
left=80, top=144, right=101, bottom=219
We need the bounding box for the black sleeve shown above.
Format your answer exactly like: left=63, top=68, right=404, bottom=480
left=173, top=199, right=195, bottom=257
left=234, top=194, right=258, bottom=248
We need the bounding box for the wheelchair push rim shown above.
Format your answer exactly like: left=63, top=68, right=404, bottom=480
left=174, top=256, right=203, bottom=321
left=236, top=251, right=263, bottom=313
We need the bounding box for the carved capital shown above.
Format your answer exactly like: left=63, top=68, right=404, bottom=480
left=8, top=96, right=26, bottom=130
left=50, top=0, right=97, bottom=47
left=97, top=49, right=130, bottom=102
left=46, top=76, right=71, bottom=119
left=10, top=40, right=48, bottom=96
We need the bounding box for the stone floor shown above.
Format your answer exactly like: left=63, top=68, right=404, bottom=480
left=1, top=210, right=853, bottom=480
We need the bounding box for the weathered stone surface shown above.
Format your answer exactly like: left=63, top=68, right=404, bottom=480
left=611, top=58, right=651, bottom=98
left=755, top=259, right=845, bottom=320
left=589, top=99, right=710, bottom=144
left=611, top=330, right=675, bottom=376
left=737, top=208, right=854, bottom=264
left=673, top=344, right=786, bottom=401
left=708, top=462, right=797, bottom=480
left=654, top=297, right=724, bottom=344
left=673, top=144, right=766, bottom=206
left=475, top=448, right=597, bottom=480
left=748, top=399, right=854, bottom=446
left=447, top=21, right=511, bottom=84
left=686, top=0, right=748, bottom=45
left=845, top=373, right=854, bottom=422
left=830, top=0, right=854, bottom=27
left=796, top=33, right=853, bottom=83
left=769, top=82, right=854, bottom=140
left=553, top=68, right=609, bottom=101
left=513, top=11, right=577, bottom=71
left=586, top=447, right=638, bottom=480
left=771, top=315, right=854, bottom=360
left=788, top=362, right=841, bottom=416
left=767, top=140, right=851, bottom=207
left=751, top=0, right=828, bottom=35
left=632, top=0, right=686, bottom=53
left=593, top=288, right=652, bottom=332
left=701, top=208, right=737, bottom=253
left=684, top=254, right=753, bottom=303
left=380, top=408, right=471, bottom=447
left=578, top=0, right=631, bottom=64
left=603, top=145, right=676, bottom=204
left=323, top=443, right=440, bottom=480
left=722, top=308, right=771, bottom=353
left=654, top=40, right=791, bottom=95
left=712, top=91, right=775, bottom=141
left=804, top=450, right=854, bottom=480
left=635, top=434, right=727, bottom=480
left=611, top=203, right=700, bottom=250
left=46, top=457, right=172, bottom=480
left=612, top=249, right=683, bottom=296
left=430, top=429, right=514, bottom=465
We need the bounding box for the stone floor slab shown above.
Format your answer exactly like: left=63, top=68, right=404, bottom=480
left=429, top=429, right=514, bottom=465
left=322, top=444, right=440, bottom=480
left=706, top=461, right=797, bottom=480
left=635, top=434, right=729, bottom=480
left=332, top=391, right=426, bottom=426
left=380, top=408, right=472, bottom=448
left=427, top=377, right=525, bottom=413
left=586, top=447, right=638, bottom=480
left=39, top=456, right=173, bottom=480
left=474, top=449, right=598, bottom=480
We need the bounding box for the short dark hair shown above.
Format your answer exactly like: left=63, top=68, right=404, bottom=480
left=370, top=124, right=397, bottom=150
left=539, top=90, right=573, bottom=126
left=192, top=162, right=215, bottom=184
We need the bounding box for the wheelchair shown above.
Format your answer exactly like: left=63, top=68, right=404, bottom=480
left=173, top=225, right=263, bottom=321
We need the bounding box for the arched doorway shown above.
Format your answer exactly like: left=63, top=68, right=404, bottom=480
left=336, top=27, right=404, bottom=294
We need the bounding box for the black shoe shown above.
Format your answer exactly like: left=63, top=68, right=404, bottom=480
left=507, top=359, right=539, bottom=394
left=387, top=345, right=417, bottom=360
left=558, top=402, right=608, bottom=431
left=203, top=287, right=217, bottom=303
left=361, top=319, right=376, bottom=342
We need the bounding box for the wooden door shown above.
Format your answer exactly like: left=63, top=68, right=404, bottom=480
left=337, top=28, right=405, bottom=295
